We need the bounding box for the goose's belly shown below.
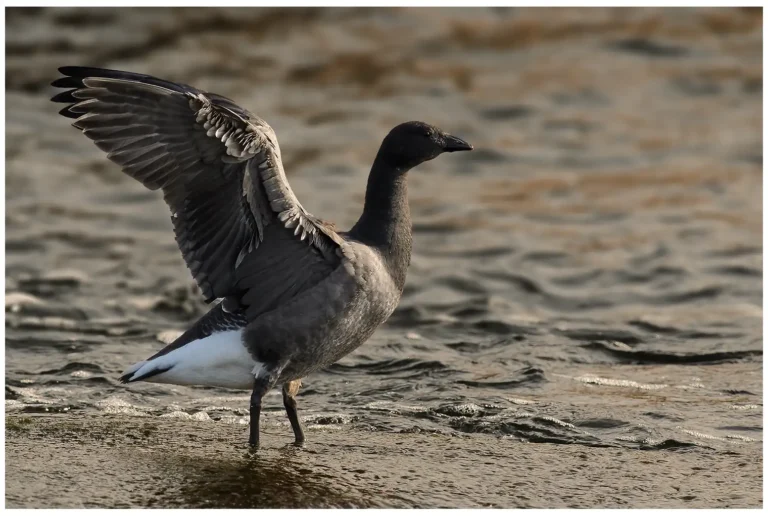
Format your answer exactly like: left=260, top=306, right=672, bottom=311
left=244, top=243, right=402, bottom=381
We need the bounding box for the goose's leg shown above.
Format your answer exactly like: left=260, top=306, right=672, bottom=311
left=249, top=376, right=272, bottom=447
left=282, top=379, right=305, bottom=444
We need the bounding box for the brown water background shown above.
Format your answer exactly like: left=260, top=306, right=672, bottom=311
left=4, top=6, right=763, bottom=508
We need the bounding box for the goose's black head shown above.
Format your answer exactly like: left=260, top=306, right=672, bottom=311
left=377, top=121, right=473, bottom=171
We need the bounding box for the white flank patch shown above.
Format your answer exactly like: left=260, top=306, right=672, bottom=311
left=122, top=330, right=261, bottom=390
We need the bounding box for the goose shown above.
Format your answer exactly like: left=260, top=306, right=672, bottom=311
left=51, top=66, right=473, bottom=446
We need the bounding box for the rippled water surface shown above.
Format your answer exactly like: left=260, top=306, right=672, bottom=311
left=5, top=6, right=763, bottom=508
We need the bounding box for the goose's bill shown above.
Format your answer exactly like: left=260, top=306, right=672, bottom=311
left=442, top=134, right=473, bottom=152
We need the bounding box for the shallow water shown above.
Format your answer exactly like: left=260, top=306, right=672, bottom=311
left=6, top=414, right=761, bottom=508
left=4, top=6, right=763, bottom=508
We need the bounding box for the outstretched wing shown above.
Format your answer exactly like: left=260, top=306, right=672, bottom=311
left=52, top=66, right=342, bottom=314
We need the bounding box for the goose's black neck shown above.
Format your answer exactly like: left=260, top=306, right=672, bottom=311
left=349, top=154, right=413, bottom=291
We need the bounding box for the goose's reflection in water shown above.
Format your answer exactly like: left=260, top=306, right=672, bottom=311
left=146, top=444, right=385, bottom=508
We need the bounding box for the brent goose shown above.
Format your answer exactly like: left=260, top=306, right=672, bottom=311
left=51, top=66, right=473, bottom=446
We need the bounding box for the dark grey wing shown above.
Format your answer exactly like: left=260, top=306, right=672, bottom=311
left=52, top=66, right=342, bottom=312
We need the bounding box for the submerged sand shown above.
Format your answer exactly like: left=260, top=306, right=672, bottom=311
left=5, top=414, right=762, bottom=508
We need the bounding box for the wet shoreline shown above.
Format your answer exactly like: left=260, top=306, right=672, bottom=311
left=6, top=413, right=762, bottom=508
